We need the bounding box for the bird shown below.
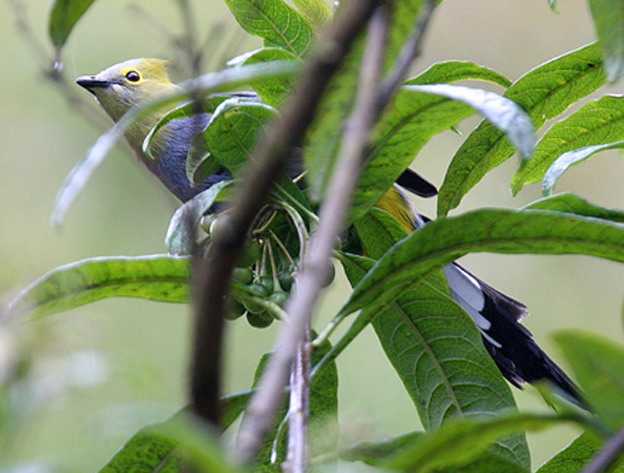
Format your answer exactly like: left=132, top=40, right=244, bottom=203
left=76, top=58, right=584, bottom=407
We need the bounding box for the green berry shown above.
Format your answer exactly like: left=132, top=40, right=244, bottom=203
left=225, top=300, right=246, bottom=320
left=246, top=311, right=274, bottom=328
left=239, top=241, right=262, bottom=267
left=259, top=275, right=274, bottom=293
left=241, top=284, right=268, bottom=313
left=322, top=263, right=336, bottom=288
left=269, top=291, right=288, bottom=308
left=278, top=272, right=294, bottom=292
left=232, top=267, right=253, bottom=285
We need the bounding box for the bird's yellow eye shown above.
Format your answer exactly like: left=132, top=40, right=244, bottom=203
left=125, top=70, right=141, bottom=83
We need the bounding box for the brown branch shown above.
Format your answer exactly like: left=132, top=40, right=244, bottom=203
left=581, top=428, right=624, bottom=473
left=188, top=0, right=383, bottom=460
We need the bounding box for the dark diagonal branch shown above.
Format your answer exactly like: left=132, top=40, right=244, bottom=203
left=189, top=0, right=382, bottom=441
left=582, top=428, right=624, bottom=473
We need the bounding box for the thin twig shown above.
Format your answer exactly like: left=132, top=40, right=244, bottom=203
left=378, top=0, right=438, bottom=109
left=284, top=328, right=311, bottom=473
left=581, top=428, right=624, bottom=473
left=9, top=0, right=117, bottom=131
left=220, top=0, right=384, bottom=463
left=268, top=12, right=390, bottom=472
left=235, top=5, right=390, bottom=468
left=176, top=0, right=202, bottom=76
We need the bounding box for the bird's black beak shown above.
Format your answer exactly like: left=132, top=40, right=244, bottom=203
left=76, top=76, right=111, bottom=94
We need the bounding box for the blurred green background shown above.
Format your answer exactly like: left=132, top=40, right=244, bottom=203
left=0, top=0, right=622, bottom=471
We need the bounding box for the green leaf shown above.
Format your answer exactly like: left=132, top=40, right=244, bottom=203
left=340, top=209, right=624, bottom=317
left=434, top=451, right=529, bottom=473
left=408, top=84, right=535, bottom=158
left=186, top=144, right=222, bottom=186
left=589, top=0, right=624, bottom=82
left=349, top=208, right=529, bottom=467
left=523, top=193, right=624, bottom=223
left=229, top=48, right=301, bottom=106
left=98, top=416, right=182, bottom=473
left=438, top=42, right=605, bottom=216
left=541, top=140, right=624, bottom=195
left=8, top=255, right=190, bottom=319
left=224, top=0, right=314, bottom=57
left=407, top=61, right=511, bottom=88
left=513, top=95, right=624, bottom=194
left=48, top=0, right=96, bottom=48
left=554, top=330, right=624, bottom=431
left=351, top=96, right=473, bottom=222
left=340, top=432, right=423, bottom=466
left=355, top=208, right=410, bottom=258
left=165, top=181, right=232, bottom=255
left=291, top=0, right=332, bottom=29
left=535, top=433, right=620, bottom=473
left=351, top=64, right=517, bottom=221
left=384, top=413, right=569, bottom=473
left=304, top=0, right=427, bottom=200
left=221, top=390, right=254, bottom=430
left=53, top=61, right=299, bottom=227
left=99, top=410, right=241, bottom=473
left=142, top=95, right=232, bottom=161
left=201, top=98, right=278, bottom=176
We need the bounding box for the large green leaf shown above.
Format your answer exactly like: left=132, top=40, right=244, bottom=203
left=340, top=209, right=624, bottom=317
left=201, top=98, right=278, bottom=176
left=513, top=95, right=624, bottom=193
left=8, top=255, right=190, bottom=319
left=523, top=193, right=624, bottom=224
left=589, top=0, right=624, bottom=83
left=350, top=65, right=518, bottom=221
left=405, top=84, right=535, bottom=159
left=542, top=141, right=624, bottom=195
left=224, top=0, right=314, bottom=57
left=347, top=208, right=529, bottom=467
left=407, top=61, right=511, bottom=88
left=438, top=42, right=605, bottom=216
left=291, top=0, right=332, bottom=29
left=534, top=432, right=623, bottom=473
left=304, top=0, right=426, bottom=200
left=48, top=0, right=96, bottom=48
left=384, top=413, right=571, bottom=473
left=554, top=331, right=624, bottom=431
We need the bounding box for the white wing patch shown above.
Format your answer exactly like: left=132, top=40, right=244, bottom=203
left=443, top=264, right=502, bottom=349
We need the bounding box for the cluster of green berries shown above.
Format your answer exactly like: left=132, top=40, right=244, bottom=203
left=227, top=264, right=294, bottom=328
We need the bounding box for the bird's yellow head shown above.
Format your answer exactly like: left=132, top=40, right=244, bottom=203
left=76, top=58, right=179, bottom=123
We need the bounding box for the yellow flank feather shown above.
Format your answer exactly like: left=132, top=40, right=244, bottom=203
left=374, top=186, right=417, bottom=234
